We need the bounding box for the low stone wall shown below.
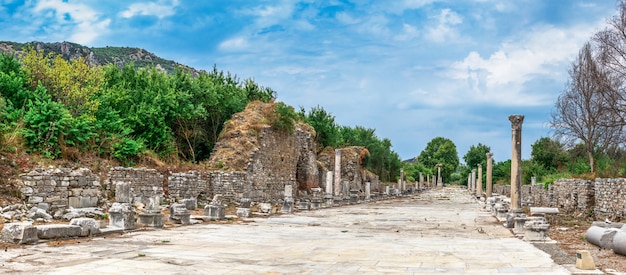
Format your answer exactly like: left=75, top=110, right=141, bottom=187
left=167, top=171, right=210, bottom=203
left=107, top=167, right=164, bottom=205
left=19, top=168, right=101, bottom=213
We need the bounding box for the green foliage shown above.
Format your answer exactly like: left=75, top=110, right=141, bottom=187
left=112, top=137, right=145, bottom=165
left=418, top=137, right=459, bottom=183
left=271, top=102, right=297, bottom=134
left=300, top=105, right=340, bottom=149
left=531, top=137, right=567, bottom=171
left=21, top=85, right=73, bottom=158
left=462, top=143, right=491, bottom=186
left=493, top=160, right=511, bottom=184
left=338, top=126, right=401, bottom=182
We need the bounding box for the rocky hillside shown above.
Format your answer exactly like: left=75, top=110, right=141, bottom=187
left=0, top=41, right=202, bottom=75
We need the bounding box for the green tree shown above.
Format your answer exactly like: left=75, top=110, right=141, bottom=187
left=531, top=137, right=567, bottom=171
left=493, top=160, right=511, bottom=184
left=300, top=105, right=340, bottom=149
left=462, top=143, right=491, bottom=186
left=418, top=137, right=459, bottom=183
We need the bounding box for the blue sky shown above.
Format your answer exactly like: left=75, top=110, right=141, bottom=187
left=0, top=0, right=620, bottom=163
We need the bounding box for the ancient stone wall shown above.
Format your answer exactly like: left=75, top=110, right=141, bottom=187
left=167, top=171, right=210, bottom=203
left=594, top=178, right=626, bottom=221
left=207, top=171, right=248, bottom=202
left=19, top=168, right=101, bottom=213
left=107, top=167, right=164, bottom=205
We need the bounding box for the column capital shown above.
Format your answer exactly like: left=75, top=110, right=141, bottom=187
left=509, top=115, right=525, bottom=130
left=486, top=152, right=493, bottom=158
left=477, top=163, right=482, bottom=168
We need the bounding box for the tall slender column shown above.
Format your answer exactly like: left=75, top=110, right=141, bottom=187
left=476, top=164, right=483, bottom=197
left=334, top=149, right=341, bottom=196
left=471, top=169, right=476, bottom=195
left=509, top=115, right=524, bottom=211
left=436, top=163, right=443, bottom=188
left=486, top=152, right=494, bottom=197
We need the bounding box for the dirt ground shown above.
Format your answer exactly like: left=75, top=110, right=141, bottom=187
left=545, top=214, right=626, bottom=273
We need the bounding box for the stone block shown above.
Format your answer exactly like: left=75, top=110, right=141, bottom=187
left=170, top=203, right=191, bottom=225
left=108, top=202, right=135, bottom=230
left=138, top=213, right=164, bottom=228
left=1, top=222, right=38, bottom=244
left=585, top=226, right=619, bottom=249
left=530, top=207, right=559, bottom=216
left=69, top=218, right=101, bottom=236
left=181, top=198, right=197, bottom=210
left=115, top=182, right=131, bottom=203
left=258, top=203, right=273, bottom=214
left=297, top=200, right=310, bottom=210
left=37, top=224, right=82, bottom=239
left=281, top=199, right=294, bottom=213
left=204, top=204, right=225, bottom=220
left=236, top=208, right=250, bottom=218
left=28, top=196, right=44, bottom=203
left=575, top=250, right=595, bottom=270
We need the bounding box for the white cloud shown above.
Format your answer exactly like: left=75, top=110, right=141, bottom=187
left=120, top=0, right=179, bottom=19
left=218, top=37, right=249, bottom=51
left=32, top=0, right=110, bottom=45
left=426, top=8, right=463, bottom=43
left=240, top=1, right=295, bottom=28
left=442, top=23, right=599, bottom=106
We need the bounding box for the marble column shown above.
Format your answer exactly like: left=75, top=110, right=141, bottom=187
left=486, top=152, right=494, bottom=197
left=325, top=171, right=333, bottom=195
left=436, top=163, right=443, bottom=188
left=467, top=173, right=471, bottom=192
left=471, top=169, right=476, bottom=195
left=419, top=172, right=424, bottom=188
left=509, top=115, right=524, bottom=211
left=400, top=168, right=405, bottom=191
left=476, top=164, right=483, bottom=197
left=334, top=149, right=341, bottom=196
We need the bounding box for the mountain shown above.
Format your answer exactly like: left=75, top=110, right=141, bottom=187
left=0, top=41, right=203, bottom=75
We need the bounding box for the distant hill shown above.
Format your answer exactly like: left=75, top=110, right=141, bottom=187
left=0, top=41, right=203, bottom=75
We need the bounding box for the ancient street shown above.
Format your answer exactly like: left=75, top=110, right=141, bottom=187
left=0, top=187, right=568, bottom=274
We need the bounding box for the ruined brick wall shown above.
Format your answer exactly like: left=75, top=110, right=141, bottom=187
left=19, top=168, right=101, bottom=213
left=107, top=167, right=164, bottom=205
left=168, top=171, right=210, bottom=203
left=593, top=178, right=626, bottom=221
left=246, top=126, right=299, bottom=201
left=295, top=125, right=319, bottom=190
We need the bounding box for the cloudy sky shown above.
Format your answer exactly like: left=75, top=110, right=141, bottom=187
left=0, top=0, right=620, bottom=163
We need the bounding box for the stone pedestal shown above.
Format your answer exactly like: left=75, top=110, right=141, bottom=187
left=169, top=203, right=191, bottom=225
left=138, top=212, right=164, bottom=228
left=281, top=198, right=294, bottom=213
left=138, top=196, right=164, bottom=228
left=311, top=198, right=322, bottom=209
left=513, top=214, right=528, bottom=235
left=204, top=204, right=225, bottom=220
left=297, top=200, right=310, bottom=210
left=495, top=204, right=508, bottom=220
left=324, top=194, right=334, bottom=207
left=523, top=218, right=550, bottom=242
left=109, top=202, right=135, bottom=230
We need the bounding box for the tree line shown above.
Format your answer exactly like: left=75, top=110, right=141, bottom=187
left=0, top=48, right=404, bottom=182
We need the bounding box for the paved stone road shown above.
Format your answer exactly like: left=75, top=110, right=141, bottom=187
left=0, top=187, right=569, bottom=274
